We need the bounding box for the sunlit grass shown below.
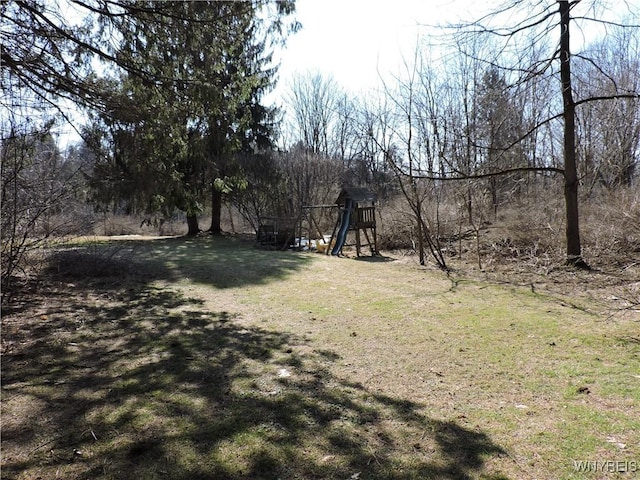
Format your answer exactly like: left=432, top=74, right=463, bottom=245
left=2, top=236, right=638, bottom=479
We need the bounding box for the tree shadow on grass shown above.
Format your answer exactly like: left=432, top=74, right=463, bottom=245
left=3, top=236, right=510, bottom=479
left=37, top=235, right=314, bottom=293
left=2, top=274, right=509, bottom=480
left=353, top=253, right=396, bottom=263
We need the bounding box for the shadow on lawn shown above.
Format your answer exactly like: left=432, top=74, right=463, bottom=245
left=2, top=237, right=509, bottom=480
left=41, top=235, right=315, bottom=291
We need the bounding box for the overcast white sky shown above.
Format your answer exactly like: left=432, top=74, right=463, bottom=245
left=265, top=0, right=469, bottom=103
left=265, top=0, right=639, bottom=107
left=274, top=0, right=441, bottom=91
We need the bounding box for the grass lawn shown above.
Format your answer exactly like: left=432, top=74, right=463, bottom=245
left=2, top=235, right=639, bottom=479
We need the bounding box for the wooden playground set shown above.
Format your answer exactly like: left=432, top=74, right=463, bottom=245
left=256, top=187, right=378, bottom=257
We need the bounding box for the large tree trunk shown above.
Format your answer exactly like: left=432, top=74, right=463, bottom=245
left=186, top=214, right=200, bottom=236
left=559, top=0, right=588, bottom=268
left=209, top=187, right=222, bottom=235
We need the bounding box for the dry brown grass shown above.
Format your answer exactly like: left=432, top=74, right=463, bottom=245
left=375, top=185, right=639, bottom=278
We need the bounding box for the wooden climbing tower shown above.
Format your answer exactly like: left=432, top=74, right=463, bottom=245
left=330, top=187, right=378, bottom=257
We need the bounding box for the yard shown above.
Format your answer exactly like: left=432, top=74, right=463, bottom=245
left=1, top=235, right=638, bottom=479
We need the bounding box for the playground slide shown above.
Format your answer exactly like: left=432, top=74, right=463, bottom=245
left=331, top=199, right=353, bottom=256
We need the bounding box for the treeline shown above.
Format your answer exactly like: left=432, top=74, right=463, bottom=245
left=2, top=1, right=639, bottom=288
left=279, top=3, right=640, bottom=269
left=276, top=12, right=640, bottom=266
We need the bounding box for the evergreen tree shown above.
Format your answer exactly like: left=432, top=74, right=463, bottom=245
left=89, top=1, right=297, bottom=234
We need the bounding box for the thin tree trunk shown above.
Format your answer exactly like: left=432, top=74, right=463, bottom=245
left=559, top=0, right=588, bottom=268
left=209, top=187, right=222, bottom=235
left=414, top=186, right=425, bottom=266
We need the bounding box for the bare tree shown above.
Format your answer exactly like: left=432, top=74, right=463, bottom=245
left=432, top=0, right=640, bottom=267
left=557, top=0, right=584, bottom=266
left=347, top=94, right=396, bottom=196
left=1, top=115, right=86, bottom=294
left=284, top=71, right=341, bottom=155
left=575, top=22, right=640, bottom=190
left=374, top=52, right=448, bottom=269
